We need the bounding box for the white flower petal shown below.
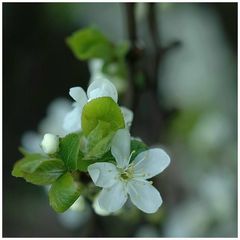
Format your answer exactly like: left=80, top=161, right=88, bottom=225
left=121, top=106, right=134, bottom=129
left=132, top=148, right=170, bottom=179
left=88, top=88, right=106, bottom=101
left=69, top=87, right=88, bottom=106
left=88, top=59, right=104, bottom=77
left=92, top=196, right=111, bottom=216
left=88, top=162, right=119, bottom=188
left=87, top=77, right=118, bottom=102
left=21, top=131, right=43, bottom=153
left=111, top=129, right=131, bottom=169
left=63, top=106, right=82, bottom=133
left=98, top=181, right=128, bottom=212
left=127, top=179, right=162, bottom=213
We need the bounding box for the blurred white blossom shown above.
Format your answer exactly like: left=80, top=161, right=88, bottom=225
left=164, top=170, right=236, bottom=237
left=21, top=98, right=72, bottom=153
left=57, top=197, right=92, bottom=230
left=89, top=59, right=127, bottom=93
left=190, top=112, right=232, bottom=152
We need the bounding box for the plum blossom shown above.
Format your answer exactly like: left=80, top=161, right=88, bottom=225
left=88, top=129, right=170, bottom=214
left=89, top=59, right=127, bottom=94
left=121, top=106, right=134, bottom=129
left=63, top=77, right=133, bottom=133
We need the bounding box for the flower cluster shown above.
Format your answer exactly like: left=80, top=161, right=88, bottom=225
left=12, top=77, right=170, bottom=215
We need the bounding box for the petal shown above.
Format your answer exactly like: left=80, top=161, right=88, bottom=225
left=121, top=106, right=134, bottom=129
left=21, top=131, right=43, bottom=153
left=132, top=148, right=170, bottom=179
left=87, top=77, right=118, bottom=102
left=88, top=59, right=104, bottom=76
left=63, top=106, right=82, bottom=133
left=127, top=179, right=162, bottom=213
left=92, top=196, right=111, bottom=216
left=69, top=87, right=88, bottom=106
left=88, top=162, right=119, bottom=188
left=111, top=129, right=131, bottom=169
left=98, top=181, right=128, bottom=212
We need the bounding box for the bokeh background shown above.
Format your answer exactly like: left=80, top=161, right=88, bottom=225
left=3, top=2, right=237, bottom=237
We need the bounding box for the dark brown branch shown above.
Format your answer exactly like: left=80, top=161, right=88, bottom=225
left=147, top=3, right=160, bottom=90
left=147, top=3, right=181, bottom=111
left=125, top=3, right=137, bottom=45
left=125, top=3, right=139, bottom=111
left=148, top=3, right=160, bottom=51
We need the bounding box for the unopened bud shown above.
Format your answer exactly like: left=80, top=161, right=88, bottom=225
left=41, top=133, right=59, bottom=154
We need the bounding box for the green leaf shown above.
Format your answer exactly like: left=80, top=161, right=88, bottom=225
left=66, top=27, right=114, bottom=61
left=84, top=121, right=113, bottom=158
left=48, top=172, right=81, bottom=212
left=18, top=147, right=30, bottom=156
left=12, top=153, right=66, bottom=185
left=99, top=150, right=115, bottom=163
left=130, top=139, right=148, bottom=162
left=59, top=132, right=83, bottom=170
left=85, top=132, right=114, bottom=160
left=78, top=149, right=116, bottom=171
left=81, top=97, right=125, bottom=160
left=24, top=159, right=66, bottom=185
left=12, top=152, right=66, bottom=185
left=12, top=153, right=47, bottom=178
left=81, top=97, right=125, bottom=136
left=77, top=159, right=95, bottom=172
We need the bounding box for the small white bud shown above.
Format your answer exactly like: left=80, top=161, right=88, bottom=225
left=41, top=133, right=59, bottom=154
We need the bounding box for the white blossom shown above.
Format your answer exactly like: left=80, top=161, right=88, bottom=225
left=121, top=106, right=134, bottom=129
left=89, top=59, right=127, bottom=93
left=63, top=78, right=133, bottom=133
left=63, top=77, right=118, bottom=133
left=21, top=98, right=72, bottom=153
left=88, top=129, right=170, bottom=214
left=41, top=133, right=59, bottom=154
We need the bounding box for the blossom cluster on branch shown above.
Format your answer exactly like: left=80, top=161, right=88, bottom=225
left=12, top=27, right=170, bottom=215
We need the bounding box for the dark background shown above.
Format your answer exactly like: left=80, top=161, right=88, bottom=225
left=3, top=3, right=237, bottom=237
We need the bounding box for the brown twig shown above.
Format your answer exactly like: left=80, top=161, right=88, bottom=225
left=125, top=3, right=143, bottom=112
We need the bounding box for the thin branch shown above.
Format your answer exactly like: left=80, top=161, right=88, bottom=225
left=125, top=3, right=139, bottom=111
left=125, top=3, right=137, bottom=45
left=148, top=3, right=160, bottom=52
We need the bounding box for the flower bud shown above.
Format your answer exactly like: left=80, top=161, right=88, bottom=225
left=41, top=133, right=59, bottom=154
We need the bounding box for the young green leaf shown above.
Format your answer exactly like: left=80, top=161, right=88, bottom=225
left=130, top=139, right=148, bottom=161
left=24, top=159, right=66, bottom=185
left=12, top=153, right=48, bottom=178
left=12, top=153, right=66, bottom=185
left=98, top=150, right=115, bottom=163
left=48, top=172, right=81, bottom=212
left=84, top=132, right=114, bottom=160
left=59, top=132, right=83, bottom=170
left=77, top=159, right=96, bottom=172
left=84, top=120, right=113, bottom=159
left=66, top=27, right=114, bottom=61
left=81, top=97, right=125, bottom=136
left=18, top=147, right=30, bottom=156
